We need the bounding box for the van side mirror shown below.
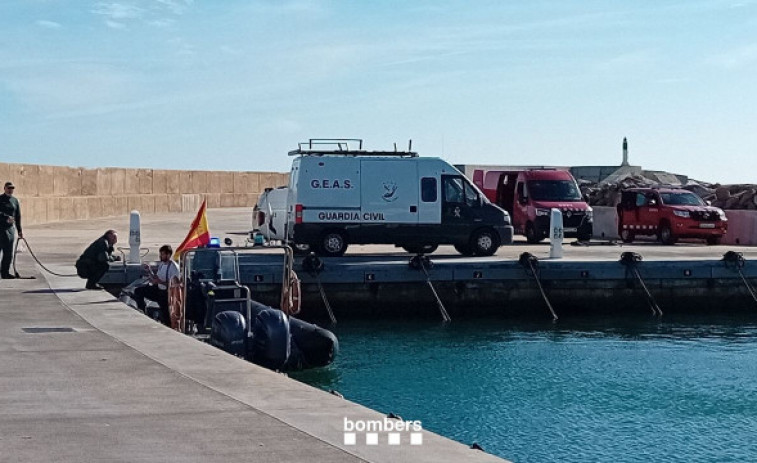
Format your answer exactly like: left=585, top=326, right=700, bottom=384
left=648, top=199, right=657, bottom=206
left=518, top=195, right=528, bottom=205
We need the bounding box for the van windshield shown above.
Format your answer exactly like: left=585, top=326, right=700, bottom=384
left=527, top=180, right=582, bottom=202
left=660, top=192, right=704, bottom=206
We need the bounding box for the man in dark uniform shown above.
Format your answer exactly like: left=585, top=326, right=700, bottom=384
left=76, top=230, right=118, bottom=289
left=0, top=181, right=23, bottom=279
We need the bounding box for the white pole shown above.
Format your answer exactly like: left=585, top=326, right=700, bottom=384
left=549, top=208, right=564, bottom=259
left=128, top=210, right=141, bottom=263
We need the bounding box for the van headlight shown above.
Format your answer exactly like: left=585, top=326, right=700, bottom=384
left=673, top=210, right=690, bottom=218
left=586, top=207, right=593, bottom=221
left=716, top=208, right=727, bottom=220
left=536, top=208, right=551, bottom=217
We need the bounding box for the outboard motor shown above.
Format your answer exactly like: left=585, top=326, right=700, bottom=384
left=210, top=311, right=247, bottom=358
left=248, top=303, right=291, bottom=370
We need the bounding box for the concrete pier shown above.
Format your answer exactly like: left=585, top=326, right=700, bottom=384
left=2, top=209, right=506, bottom=462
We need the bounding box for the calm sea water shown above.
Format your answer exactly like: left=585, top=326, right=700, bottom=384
left=291, top=316, right=757, bottom=463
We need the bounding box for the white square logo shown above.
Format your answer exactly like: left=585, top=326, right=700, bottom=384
left=366, top=433, right=379, bottom=445
left=410, top=433, right=423, bottom=445
left=388, top=433, right=401, bottom=445
left=344, top=433, right=356, bottom=446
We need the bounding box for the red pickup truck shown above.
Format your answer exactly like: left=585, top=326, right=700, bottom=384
left=617, top=188, right=728, bottom=245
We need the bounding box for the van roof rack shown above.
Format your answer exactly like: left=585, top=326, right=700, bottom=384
left=288, top=138, right=418, bottom=157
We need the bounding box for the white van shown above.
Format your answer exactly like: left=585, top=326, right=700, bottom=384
left=285, top=139, right=513, bottom=257
left=252, top=186, right=288, bottom=242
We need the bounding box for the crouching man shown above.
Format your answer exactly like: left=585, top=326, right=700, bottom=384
left=133, top=244, right=180, bottom=326
left=76, top=230, right=119, bottom=290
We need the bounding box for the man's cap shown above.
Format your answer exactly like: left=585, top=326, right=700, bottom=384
left=4, top=182, right=14, bottom=189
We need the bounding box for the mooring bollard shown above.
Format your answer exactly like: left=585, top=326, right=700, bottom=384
left=723, top=251, right=757, bottom=305
left=128, top=210, right=141, bottom=264
left=549, top=208, right=564, bottom=259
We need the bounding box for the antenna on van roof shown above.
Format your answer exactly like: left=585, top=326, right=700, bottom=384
left=288, top=138, right=418, bottom=157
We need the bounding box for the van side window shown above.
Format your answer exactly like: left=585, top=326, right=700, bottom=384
left=463, top=181, right=479, bottom=207
left=421, top=177, right=437, bottom=202
left=443, top=177, right=465, bottom=203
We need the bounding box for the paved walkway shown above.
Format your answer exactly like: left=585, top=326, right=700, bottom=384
left=0, top=210, right=505, bottom=462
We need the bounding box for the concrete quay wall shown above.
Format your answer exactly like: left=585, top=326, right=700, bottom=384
left=0, top=162, right=289, bottom=226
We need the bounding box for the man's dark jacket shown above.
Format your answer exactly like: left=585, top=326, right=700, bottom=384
left=0, top=194, right=21, bottom=241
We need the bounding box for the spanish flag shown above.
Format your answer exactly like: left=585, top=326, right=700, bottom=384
left=174, top=199, right=211, bottom=260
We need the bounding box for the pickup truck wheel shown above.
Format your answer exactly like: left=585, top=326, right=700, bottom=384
left=402, top=244, right=438, bottom=254
left=470, top=228, right=500, bottom=256
left=706, top=236, right=721, bottom=245
left=620, top=229, right=634, bottom=243
left=318, top=231, right=348, bottom=257
left=525, top=222, right=543, bottom=244
left=454, top=244, right=473, bottom=256
left=659, top=223, right=677, bottom=245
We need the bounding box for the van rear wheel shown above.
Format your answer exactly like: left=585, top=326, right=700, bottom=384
left=470, top=228, right=500, bottom=256
left=318, top=231, right=348, bottom=257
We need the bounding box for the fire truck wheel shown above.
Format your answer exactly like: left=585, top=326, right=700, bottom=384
left=525, top=222, right=543, bottom=244
left=658, top=222, right=678, bottom=245
left=620, top=229, right=635, bottom=243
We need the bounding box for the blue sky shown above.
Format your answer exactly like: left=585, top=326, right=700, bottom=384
left=1, top=0, right=756, bottom=183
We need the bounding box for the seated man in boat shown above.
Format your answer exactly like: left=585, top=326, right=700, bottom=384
left=133, top=244, right=180, bottom=326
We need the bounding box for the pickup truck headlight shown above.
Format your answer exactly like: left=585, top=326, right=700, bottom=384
left=586, top=207, right=593, bottom=221
left=673, top=210, right=690, bottom=218
left=715, top=208, right=727, bottom=220
left=535, top=208, right=551, bottom=217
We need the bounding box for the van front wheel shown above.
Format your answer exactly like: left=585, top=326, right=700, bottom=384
left=470, top=229, right=500, bottom=256
left=318, top=231, right=348, bottom=257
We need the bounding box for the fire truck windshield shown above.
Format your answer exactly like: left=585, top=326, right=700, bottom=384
left=527, top=180, right=582, bottom=202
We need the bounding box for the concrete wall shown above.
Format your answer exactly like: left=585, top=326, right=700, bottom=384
left=0, top=162, right=288, bottom=226
left=592, top=206, right=619, bottom=240
left=591, top=206, right=757, bottom=245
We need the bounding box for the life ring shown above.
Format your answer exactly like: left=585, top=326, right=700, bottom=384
left=168, top=277, right=184, bottom=332
left=281, top=270, right=302, bottom=315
